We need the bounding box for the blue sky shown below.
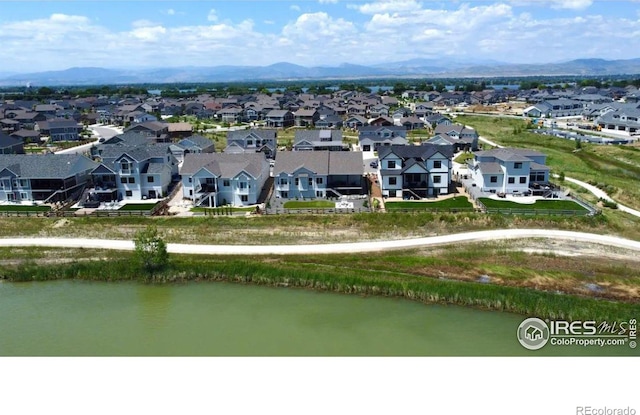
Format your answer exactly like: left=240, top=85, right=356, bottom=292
left=0, top=1, right=639, bottom=72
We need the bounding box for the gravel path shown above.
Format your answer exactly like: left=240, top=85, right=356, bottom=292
left=1, top=229, right=640, bottom=255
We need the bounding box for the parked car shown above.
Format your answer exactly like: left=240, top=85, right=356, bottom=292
left=369, top=161, right=379, bottom=168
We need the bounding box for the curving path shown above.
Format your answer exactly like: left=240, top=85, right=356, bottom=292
left=1, top=229, right=640, bottom=255
left=477, top=136, right=640, bottom=219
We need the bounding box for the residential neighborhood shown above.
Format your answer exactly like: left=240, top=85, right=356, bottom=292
left=1, top=81, right=639, bottom=216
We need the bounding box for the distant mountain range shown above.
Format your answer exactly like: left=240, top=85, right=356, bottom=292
left=2, top=58, right=640, bottom=87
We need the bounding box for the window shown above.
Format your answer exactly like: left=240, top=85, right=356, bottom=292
left=308, top=178, right=313, bottom=186
left=519, top=177, right=527, bottom=184
left=239, top=182, right=247, bottom=189
left=188, top=177, right=192, bottom=183
left=508, top=177, right=515, bottom=184
left=514, top=162, right=523, bottom=169
left=279, top=178, right=288, bottom=185
left=125, top=190, right=132, bottom=197
left=316, top=177, right=323, bottom=185
left=147, top=176, right=154, bottom=183
left=433, top=176, right=441, bottom=184
left=295, top=178, right=299, bottom=186
left=490, top=176, right=498, bottom=183
left=128, top=177, right=135, bottom=184
left=120, top=177, right=127, bottom=184
left=223, top=180, right=230, bottom=187
left=120, top=161, right=130, bottom=172
left=316, top=191, right=323, bottom=197
left=388, top=160, right=396, bottom=169
left=363, top=145, right=371, bottom=151
left=433, top=160, right=442, bottom=169
left=389, top=177, right=397, bottom=185
left=241, top=195, right=248, bottom=202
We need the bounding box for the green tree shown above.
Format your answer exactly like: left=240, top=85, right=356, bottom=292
left=134, top=226, right=169, bottom=278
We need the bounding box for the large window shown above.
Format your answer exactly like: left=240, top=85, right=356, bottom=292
left=388, top=160, right=396, bottom=169
left=514, top=162, right=522, bottom=169
left=389, top=177, right=397, bottom=185
left=223, top=180, right=230, bottom=187
left=519, top=177, right=527, bottom=184
left=128, top=177, right=135, bottom=184
left=433, top=160, right=442, bottom=169
left=490, top=176, right=498, bottom=183
left=241, top=195, right=248, bottom=202
left=508, top=177, right=515, bottom=184
left=147, top=176, right=154, bottom=183
left=316, top=177, right=323, bottom=185
left=239, top=182, right=247, bottom=189
left=433, top=176, right=441, bottom=184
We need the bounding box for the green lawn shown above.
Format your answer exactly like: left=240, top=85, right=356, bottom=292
left=0, top=205, right=51, bottom=212
left=117, top=203, right=160, bottom=211
left=283, top=200, right=336, bottom=209
left=192, top=206, right=255, bottom=213
left=454, top=153, right=474, bottom=164
left=386, top=197, right=473, bottom=210
left=478, top=198, right=588, bottom=212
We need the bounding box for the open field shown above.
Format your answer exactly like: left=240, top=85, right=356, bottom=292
left=457, top=115, right=640, bottom=211
left=1, top=210, right=639, bottom=245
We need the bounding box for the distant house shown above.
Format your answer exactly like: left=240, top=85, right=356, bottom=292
left=344, top=115, right=369, bottom=129
left=265, top=110, right=294, bottom=128
left=0, top=133, right=24, bottom=154
left=358, top=126, right=408, bottom=152
left=432, top=124, right=479, bottom=151
left=167, top=122, right=194, bottom=140
left=294, top=109, right=320, bottom=127
left=274, top=151, right=365, bottom=199
left=399, top=116, right=426, bottom=131
left=378, top=144, right=453, bottom=199
left=293, top=129, right=346, bottom=151
left=170, top=135, right=216, bottom=163
left=35, top=119, right=83, bottom=141
left=425, top=114, right=452, bottom=128
left=225, top=129, right=277, bottom=159
left=180, top=152, right=270, bottom=207
left=468, top=148, right=550, bottom=194
left=0, top=154, right=97, bottom=203
left=315, top=114, right=343, bottom=129
left=124, top=121, right=169, bottom=143
left=522, top=98, right=584, bottom=118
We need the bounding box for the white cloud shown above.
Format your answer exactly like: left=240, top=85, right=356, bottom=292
left=507, top=0, right=593, bottom=9
left=166, top=9, right=176, bottom=16
left=207, top=9, right=218, bottom=22
left=356, top=0, right=422, bottom=14
left=290, top=5, right=301, bottom=11
left=319, top=0, right=339, bottom=3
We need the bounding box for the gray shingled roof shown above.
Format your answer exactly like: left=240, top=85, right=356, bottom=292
left=378, top=144, right=453, bottom=161
left=294, top=130, right=342, bottom=146
left=0, top=133, right=22, bottom=149
left=474, top=148, right=542, bottom=162
left=274, top=151, right=363, bottom=176
left=478, top=162, right=504, bottom=175
left=180, top=153, right=267, bottom=179
left=227, top=129, right=277, bottom=141
left=0, top=154, right=97, bottom=178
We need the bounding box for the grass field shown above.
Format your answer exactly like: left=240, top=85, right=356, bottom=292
left=191, top=206, right=255, bottom=213
left=478, top=198, right=588, bottom=212
left=283, top=200, right=335, bottom=208
left=0, top=205, right=51, bottom=212
left=386, top=197, right=473, bottom=210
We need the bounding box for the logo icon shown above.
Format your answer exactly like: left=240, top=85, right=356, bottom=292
left=517, top=318, right=550, bottom=350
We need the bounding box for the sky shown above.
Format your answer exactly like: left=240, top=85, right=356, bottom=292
left=0, top=0, right=639, bottom=73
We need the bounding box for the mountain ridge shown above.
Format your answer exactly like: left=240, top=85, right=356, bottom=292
left=2, top=58, right=640, bottom=86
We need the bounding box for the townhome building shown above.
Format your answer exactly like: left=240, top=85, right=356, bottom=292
left=293, top=130, right=347, bottom=151
left=378, top=145, right=453, bottom=199
left=595, top=103, right=640, bottom=133
left=0, top=133, right=24, bottom=154
left=90, top=140, right=178, bottom=202
left=431, top=124, right=479, bottom=151
left=468, top=148, right=550, bottom=194
left=224, top=129, right=277, bottom=159
left=358, top=126, right=408, bottom=151
left=170, top=135, right=216, bottom=163
left=0, top=154, right=97, bottom=203
left=180, top=152, right=269, bottom=207
left=265, top=110, right=294, bottom=128
left=35, top=119, right=83, bottom=141
left=274, top=151, right=365, bottom=199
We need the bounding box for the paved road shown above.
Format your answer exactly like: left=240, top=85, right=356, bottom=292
left=477, top=136, right=640, bottom=219
left=54, top=125, right=122, bottom=155
left=1, top=229, right=639, bottom=255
